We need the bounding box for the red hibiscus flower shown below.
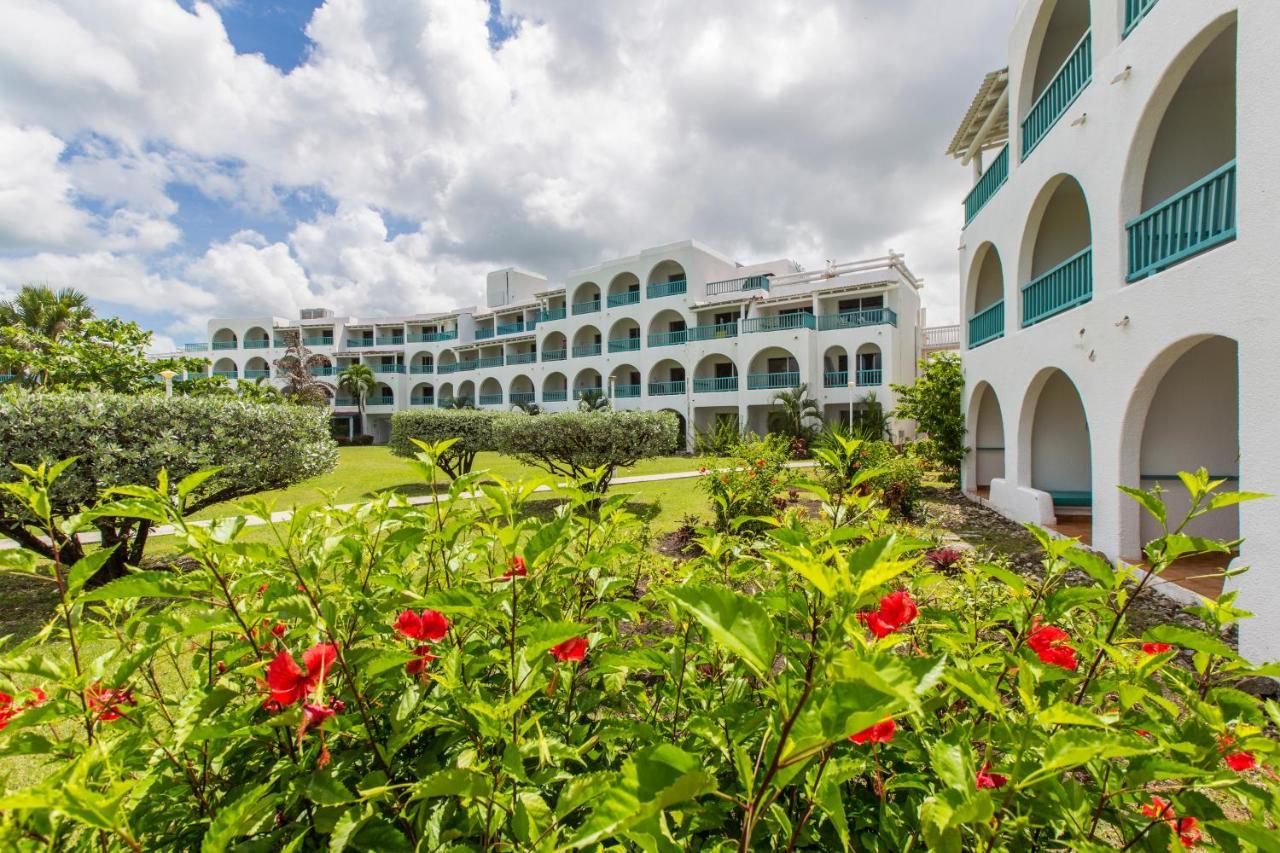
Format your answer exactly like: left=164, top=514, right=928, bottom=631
left=1224, top=750, right=1257, bottom=772
left=406, top=644, right=438, bottom=675
left=849, top=718, right=896, bottom=745
left=502, top=556, right=528, bottom=579
left=976, top=762, right=1008, bottom=789
left=271, top=622, right=288, bottom=639
left=267, top=643, right=337, bottom=706
left=86, top=682, right=136, bottom=722
left=1140, top=796, right=1200, bottom=847
left=1141, top=642, right=1173, bottom=655
left=550, top=637, right=588, bottom=662
left=1027, top=625, right=1079, bottom=671
left=301, top=702, right=335, bottom=734
left=1141, top=795, right=1173, bottom=821
left=859, top=590, right=918, bottom=638
left=0, top=687, right=46, bottom=730
left=395, top=609, right=449, bottom=642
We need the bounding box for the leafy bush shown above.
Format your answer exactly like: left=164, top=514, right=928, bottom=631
left=813, top=434, right=923, bottom=518
left=490, top=409, right=677, bottom=492
left=697, top=433, right=793, bottom=531
left=0, top=459, right=1275, bottom=850
left=388, top=409, right=509, bottom=478
left=891, top=351, right=965, bottom=476
left=0, top=392, right=336, bottom=583
left=693, top=417, right=748, bottom=456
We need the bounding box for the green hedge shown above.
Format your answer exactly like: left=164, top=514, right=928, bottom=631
left=388, top=409, right=511, bottom=478
left=0, top=392, right=337, bottom=579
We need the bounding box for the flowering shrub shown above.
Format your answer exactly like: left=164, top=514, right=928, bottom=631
left=0, top=455, right=1277, bottom=849
left=813, top=434, right=923, bottom=517
left=696, top=433, right=793, bottom=531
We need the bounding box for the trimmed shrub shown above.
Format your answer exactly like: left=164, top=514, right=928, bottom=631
left=0, top=392, right=337, bottom=582
left=388, top=409, right=508, bottom=478
left=697, top=434, right=793, bottom=531
left=490, top=409, right=677, bottom=491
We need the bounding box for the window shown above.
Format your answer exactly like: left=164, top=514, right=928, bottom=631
left=838, top=295, right=884, bottom=313
left=767, top=357, right=797, bottom=373
left=670, top=367, right=686, bottom=382
left=668, top=320, right=686, bottom=332
left=714, top=362, right=735, bottom=378
left=857, top=351, right=881, bottom=371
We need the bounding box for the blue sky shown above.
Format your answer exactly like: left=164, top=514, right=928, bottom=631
left=0, top=0, right=1012, bottom=349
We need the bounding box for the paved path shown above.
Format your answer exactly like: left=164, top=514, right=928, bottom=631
left=1, top=462, right=816, bottom=550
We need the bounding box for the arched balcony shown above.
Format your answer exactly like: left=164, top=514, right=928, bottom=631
left=692, top=354, right=738, bottom=394
left=212, top=357, right=237, bottom=379
left=1019, top=0, right=1091, bottom=159
left=243, top=357, right=270, bottom=380
left=647, top=309, right=688, bottom=349
left=646, top=259, right=688, bottom=299
left=478, top=377, right=503, bottom=407
left=509, top=375, right=536, bottom=408
left=211, top=328, right=238, bottom=352
left=573, top=368, right=603, bottom=400
left=542, top=372, right=568, bottom=403
left=541, top=332, right=568, bottom=363
left=854, top=344, right=883, bottom=387
left=966, top=243, right=1006, bottom=348
left=410, top=382, right=435, bottom=406
left=243, top=326, right=271, bottom=349
left=1020, top=174, right=1092, bottom=327
left=571, top=282, right=601, bottom=316
left=606, top=272, right=641, bottom=309
left=647, top=359, right=687, bottom=397
left=746, top=347, right=799, bottom=391
left=609, top=364, right=642, bottom=399
left=571, top=326, right=602, bottom=358
left=821, top=346, right=849, bottom=388
left=607, top=318, right=641, bottom=354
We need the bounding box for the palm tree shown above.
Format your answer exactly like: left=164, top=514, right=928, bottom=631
left=237, top=376, right=284, bottom=404
left=770, top=383, right=821, bottom=440
left=338, top=364, right=377, bottom=436
left=851, top=391, right=891, bottom=442
left=273, top=331, right=330, bottom=406
left=512, top=400, right=542, bottom=415
left=577, top=389, right=610, bottom=412
left=0, top=284, right=93, bottom=340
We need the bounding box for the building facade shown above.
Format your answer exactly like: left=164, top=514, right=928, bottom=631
left=172, top=240, right=931, bottom=447
left=948, top=0, right=1279, bottom=661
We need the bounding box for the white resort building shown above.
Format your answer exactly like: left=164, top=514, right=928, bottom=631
left=948, top=0, right=1279, bottom=661
left=172, top=240, right=938, bottom=448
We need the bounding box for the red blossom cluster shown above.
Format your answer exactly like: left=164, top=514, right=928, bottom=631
left=1142, top=642, right=1173, bottom=655
left=551, top=637, right=589, bottom=662
left=849, top=718, right=896, bottom=745
left=267, top=643, right=337, bottom=706
left=858, top=590, right=919, bottom=639
left=1218, top=734, right=1257, bottom=773
left=1027, top=624, right=1079, bottom=671
left=0, top=687, right=46, bottom=730
left=502, top=556, right=528, bottom=579
left=976, top=762, right=1008, bottom=790
left=1141, top=796, right=1201, bottom=847
left=395, top=609, right=450, bottom=674
left=86, top=682, right=136, bottom=722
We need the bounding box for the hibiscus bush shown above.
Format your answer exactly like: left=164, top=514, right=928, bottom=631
left=696, top=433, right=794, bottom=532
left=0, top=452, right=1278, bottom=850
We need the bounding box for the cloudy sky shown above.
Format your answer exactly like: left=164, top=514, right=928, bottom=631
left=0, top=0, right=1012, bottom=350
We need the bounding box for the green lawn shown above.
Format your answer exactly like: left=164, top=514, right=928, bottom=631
left=193, top=447, right=718, bottom=520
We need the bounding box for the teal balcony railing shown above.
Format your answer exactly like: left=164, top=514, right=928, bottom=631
left=185, top=342, right=209, bottom=351
left=213, top=370, right=237, bottom=378
left=647, top=279, right=687, bottom=299
left=607, top=290, right=641, bottom=308
left=968, top=300, right=1005, bottom=348
left=1021, top=31, right=1091, bottom=160
left=244, top=340, right=270, bottom=349
left=540, top=306, right=566, bottom=323
left=542, top=349, right=567, bottom=362
left=476, top=355, right=505, bottom=369
left=346, top=338, right=374, bottom=348
left=648, top=330, right=687, bottom=347
left=964, top=144, right=1009, bottom=225
left=706, top=275, right=770, bottom=296
left=509, top=391, right=536, bottom=405
left=370, top=395, right=395, bottom=407
left=815, top=307, right=897, bottom=331
left=692, top=376, right=738, bottom=393
left=408, top=331, right=457, bottom=343
left=243, top=369, right=270, bottom=379
left=747, top=371, right=800, bottom=390
left=608, top=337, right=641, bottom=353
left=475, top=328, right=495, bottom=340
left=1022, top=247, right=1092, bottom=326
left=437, top=362, right=463, bottom=374
left=572, top=299, right=600, bottom=315
left=823, top=371, right=848, bottom=388
left=435, top=397, right=455, bottom=408
left=376, top=335, right=404, bottom=345
left=410, top=395, right=434, bottom=406
left=372, top=364, right=405, bottom=374
left=856, top=368, right=882, bottom=387
left=309, top=366, right=336, bottom=376
left=303, top=336, right=334, bottom=347
left=1123, top=0, right=1160, bottom=37
left=478, top=393, right=503, bottom=406
left=648, top=380, right=686, bottom=396
left=687, top=322, right=738, bottom=341
left=496, top=321, right=525, bottom=335
left=574, top=386, right=603, bottom=400
left=212, top=340, right=237, bottom=351
left=611, top=383, right=641, bottom=398
left=572, top=343, right=601, bottom=358
left=335, top=397, right=356, bottom=407
left=543, top=390, right=568, bottom=403
left=1126, top=160, right=1236, bottom=282
left=273, top=336, right=290, bottom=347
left=742, top=313, right=815, bottom=333
left=508, top=351, right=537, bottom=364
left=410, top=364, right=434, bottom=374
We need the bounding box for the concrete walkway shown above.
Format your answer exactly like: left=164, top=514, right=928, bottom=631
left=1, top=461, right=817, bottom=550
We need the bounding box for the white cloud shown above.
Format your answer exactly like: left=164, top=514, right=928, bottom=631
left=0, top=0, right=1014, bottom=328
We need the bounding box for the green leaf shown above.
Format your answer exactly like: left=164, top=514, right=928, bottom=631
left=1142, top=625, right=1236, bottom=659
left=77, top=570, right=193, bottom=602
left=974, top=563, right=1026, bottom=595
left=1205, top=820, right=1280, bottom=852
left=1019, top=731, right=1154, bottom=787
left=305, top=772, right=356, bottom=806
left=1063, top=548, right=1117, bottom=590
left=523, top=620, right=591, bottom=663
left=664, top=586, right=776, bottom=678
left=942, top=668, right=1004, bottom=716
left=1035, top=702, right=1112, bottom=729
left=202, top=782, right=277, bottom=853
left=66, top=546, right=118, bottom=596
left=178, top=468, right=224, bottom=500
left=409, top=768, right=493, bottom=801
left=1119, top=485, right=1166, bottom=528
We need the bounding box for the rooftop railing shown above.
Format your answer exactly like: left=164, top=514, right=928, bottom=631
left=1021, top=30, right=1091, bottom=160
left=923, top=324, right=961, bottom=349
left=964, top=144, right=1009, bottom=225
left=646, top=279, right=687, bottom=299
left=706, top=275, right=771, bottom=296
left=1022, top=247, right=1092, bottom=327
left=968, top=301, right=1004, bottom=349
left=1126, top=160, right=1236, bottom=282
left=185, top=342, right=209, bottom=352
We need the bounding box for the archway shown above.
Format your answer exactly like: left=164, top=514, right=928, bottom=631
left=410, top=382, right=435, bottom=406
left=509, top=374, right=535, bottom=407
left=606, top=272, right=641, bottom=308
left=1124, top=18, right=1237, bottom=281
left=646, top=259, right=688, bottom=298
left=854, top=344, right=883, bottom=387
left=648, top=358, right=687, bottom=397
left=609, top=364, right=642, bottom=399
left=542, top=371, right=568, bottom=403
left=607, top=318, right=641, bottom=354
left=572, top=325, right=601, bottom=358
left=541, top=331, right=568, bottom=362
left=571, top=281, right=601, bottom=315
left=573, top=368, right=602, bottom=400
left=969, top=382, right=1006, bottom=495
left=410, top=351, right=434, bottom=374
left=822, top=345, right=849, bottom=388
left=243, top=357, right=270, bottom=380
left=1025, top=369, right=1091, bottom=539
left=693, top=354, right=739, bottom=393
left=243, top=326, right=270, bottom=349
left=966, top=243, right=1006, bottom=347
left=212, top=357, right=237, bottom=378
left=647, top=309, right=688, bottom=348
left=1019, top=174, right=1092, bottom=327
left=1018, top=0, right=1091, bottom=158
left=747, top=347, right=799, bottom=390
left=479, top=377, right=503, bottom=407
left=211, top=328, right=238, bottom=351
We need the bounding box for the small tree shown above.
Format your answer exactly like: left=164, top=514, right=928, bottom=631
left=577, top=389, right=610, bottom=412
left=272, top=331, right=330, bottom=407
left=338, top=364, right=377, bottom=436
left=0, top=392, right=337, bottom=584
left=768, top=383, right=821, bottom=450
left=388, top=409, right=507, bottom=479
left=891, top=351, right=965, bottom=477
left=491, top=410, right=677, bottom=493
